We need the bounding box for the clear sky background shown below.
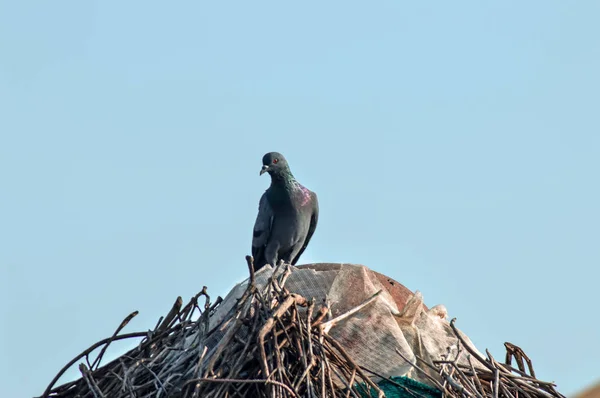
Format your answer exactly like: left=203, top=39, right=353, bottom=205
left=1, top=1, right=598, bottom=397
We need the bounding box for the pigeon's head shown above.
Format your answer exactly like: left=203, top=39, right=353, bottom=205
left=260, top=152, right=290, bottom=176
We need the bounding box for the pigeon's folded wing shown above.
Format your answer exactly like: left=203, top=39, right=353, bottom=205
left=291, top=191, right=319, bottom=265
left=252, top=193, right=273, bottom=264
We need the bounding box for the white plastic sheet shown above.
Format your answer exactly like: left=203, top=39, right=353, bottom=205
left=208, top=263, right=484, bottom=386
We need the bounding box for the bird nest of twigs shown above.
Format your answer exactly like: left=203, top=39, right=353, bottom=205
left=40, top=257, right=565, bottom=398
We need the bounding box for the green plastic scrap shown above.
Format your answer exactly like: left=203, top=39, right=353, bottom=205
left=358, top=376, right=442, bottom=398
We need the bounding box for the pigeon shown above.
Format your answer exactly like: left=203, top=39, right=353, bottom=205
left=251, top=152, right=319, bottom=271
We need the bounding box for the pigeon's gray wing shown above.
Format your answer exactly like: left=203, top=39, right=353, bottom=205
left=252, top=192, right=274, bottom=268
left=291, top=191, right=319, bottom=265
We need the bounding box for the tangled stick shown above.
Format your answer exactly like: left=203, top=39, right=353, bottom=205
left=40, top=258, right=565, bottom=398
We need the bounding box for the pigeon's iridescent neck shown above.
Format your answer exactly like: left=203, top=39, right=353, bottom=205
left=295, top=183, right=312, bottom=206
left=285, top=180, right=311, bottom=206
left=269, top=169, right=295, bottom=185
left=270, top=175, right=311, bottom=206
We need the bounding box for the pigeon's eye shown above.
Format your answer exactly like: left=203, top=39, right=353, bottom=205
left=273, top=158, right=279, bottom=164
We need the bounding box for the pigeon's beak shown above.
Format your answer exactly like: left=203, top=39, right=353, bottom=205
left=260, top=165, right=269, bottom=176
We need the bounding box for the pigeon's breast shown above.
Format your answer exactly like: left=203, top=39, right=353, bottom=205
left=271, top=210, right=311, bottom=248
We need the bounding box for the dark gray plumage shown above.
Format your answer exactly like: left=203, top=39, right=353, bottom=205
left=252, top=152, right=319, bottom=271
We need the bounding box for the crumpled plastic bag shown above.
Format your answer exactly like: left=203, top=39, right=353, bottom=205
left=208, top=263, right=484, bottom=387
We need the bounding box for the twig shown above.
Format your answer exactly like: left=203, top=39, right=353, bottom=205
left=245, top=255, right=255, bottom=285
left=395, top=348, right=446, bottom=393
left=91, top=310, right=139, bottom=370
left=319, top=290, right=382, bottom=334
left=79, top=363, right=105, bottom=398
left=183, top=377, right=300, bottom=398
left=42, top=331, right=150, bottom=398
left=158, top=297, right=183, bottom=331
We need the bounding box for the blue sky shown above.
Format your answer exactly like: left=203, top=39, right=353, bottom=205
left=1, top=1, right=598, bottom=397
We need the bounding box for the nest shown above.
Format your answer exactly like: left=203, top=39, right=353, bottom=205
left=40, top=257, right=566, bottom=398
